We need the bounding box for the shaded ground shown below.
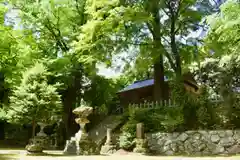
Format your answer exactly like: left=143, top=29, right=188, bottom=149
left=0, top=149, right=240, bottom=160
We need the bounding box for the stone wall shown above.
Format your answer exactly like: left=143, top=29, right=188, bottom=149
left=147, top=130, right=240, bottom=156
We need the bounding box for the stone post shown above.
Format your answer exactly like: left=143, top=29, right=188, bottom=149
left=54, top=133, right=58, bottom=149
left=105, top=128, right=112, bottom=145
left=100, top=128, right=117, bottom=155
left=136, top=123, right=144, bottom=139
left=133, top=123, right=147, bottom=153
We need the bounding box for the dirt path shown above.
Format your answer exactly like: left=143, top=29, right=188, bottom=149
left=0, top=149, right=240, bottom=160
left=13, top=155, right=240, bottom=160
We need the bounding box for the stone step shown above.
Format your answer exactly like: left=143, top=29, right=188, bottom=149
left=88, top=115, right=122, bottom=145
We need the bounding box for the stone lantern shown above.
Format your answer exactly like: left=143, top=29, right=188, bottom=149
left=73, top=106, right=92, bottom=141
left=63, top=102, right=99, bottom=155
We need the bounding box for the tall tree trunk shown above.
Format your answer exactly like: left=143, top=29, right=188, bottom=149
left=153, top=55, right=166, bottom=101
left=62, top=89, right=74, bottom=139
left=170, top=33, right=181, bottom=78
left=170, top=12, right=182, bottom=79
left=62, top=63, right=83, bottom=140
left=62, top=87, right=80, bottom=140
left=32, top=119, right=36, bottom=138
left=168, top=1, right=183, bottom=80
left=0, top=120, right=5, bottom=140
left=150, top=3, right=167, bottom=101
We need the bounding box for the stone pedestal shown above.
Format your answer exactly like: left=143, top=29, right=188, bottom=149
left=63, top=136, right=99, bottom=155
left=26, top=144, right=43, bottom=154
left=63, top=106, right=99, bottom=155
left=26, top=123, right=48, bottom=154
left=133, top=123, right=147, bottom=153
left=27, top=134, right=49, bottom=152
left=78, top=137, right=99, bottom=155
left=100, top=128, right=117, bottom=155
left=100, top=144, right=117, bottom=155
left=133, top=138, right=147, bottom=153
left=37, top=123, right=47, bottom=137
left=63, top=138, right=78, bottom=155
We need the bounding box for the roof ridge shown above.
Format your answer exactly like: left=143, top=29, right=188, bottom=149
left=118, top=76, right=169, bottom=93
left=134, top=78, right=153, bottom=83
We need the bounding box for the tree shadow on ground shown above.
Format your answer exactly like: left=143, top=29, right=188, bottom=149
left=26, top=153, right=76, bottom=157
left=26, top=152, right=108, bottom=157
left=0, top=153, right=108, bottom=159
left=0, top=154, right=18, bottom=160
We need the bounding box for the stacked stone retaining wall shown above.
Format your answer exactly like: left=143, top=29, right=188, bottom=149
left=147, top=130, right=240, bottom=155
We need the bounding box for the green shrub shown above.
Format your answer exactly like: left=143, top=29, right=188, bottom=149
left=121, top=121, right=137, bottom=136
left=196, top=88, right=221, bottom=129
left=122, top=106, right=185, bottom=136
left=219, top=94, right=240, bottom=129
left=160, top=107, right=184, bottom=132
left=122, top=83, right=223, bottom=135
left=170, top=82, right=221, bottom=130
left=123, top=108, right=164, bottom=134
left=119, top=132, right=135, bottom=150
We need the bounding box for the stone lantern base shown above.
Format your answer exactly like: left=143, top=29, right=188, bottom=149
left=100, top=144, right=117, bottom=155
left=26, top=144, right=43, bottom=154
left=100, top=128, right=117, bottom=155
left=63, top=138, right=77, bottom=155
left=63, top=136, right=99, bottom=155
left=133, top=138, right=148, bottom=153
left=78, top=137, right=99, bottom=155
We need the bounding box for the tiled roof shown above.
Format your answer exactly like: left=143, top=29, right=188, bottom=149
left=118, top=77, right=168, bottom=93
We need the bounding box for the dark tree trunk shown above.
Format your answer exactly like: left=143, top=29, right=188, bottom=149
left=32, top=119, right=36, bottom=138
left=62, top=89, right=73, bottom=139
left=62, top=88, right=80, bottom=140
left=153, top=56, right=166, bottom=101
left=0, top=120, right=5, bottom=140
left=168, top=1, right=183, bottom=80
left=150, top=3, right=167, bottom=101
left=62, top=63, right=83, bottom=140
left=170, top=33, right=181, bottom=78
left=170, top=13, right=182, bottom=79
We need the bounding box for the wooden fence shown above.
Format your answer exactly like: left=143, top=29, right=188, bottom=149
left=128, top=99, right=177, bottom=109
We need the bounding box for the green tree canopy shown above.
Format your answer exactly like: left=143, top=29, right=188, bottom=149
left=7, top=63, right=62, bottom=125
left=204, top=0, right=240, bottom=56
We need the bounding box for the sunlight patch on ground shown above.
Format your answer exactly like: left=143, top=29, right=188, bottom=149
left=0, top=149, right=240, bottom=160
